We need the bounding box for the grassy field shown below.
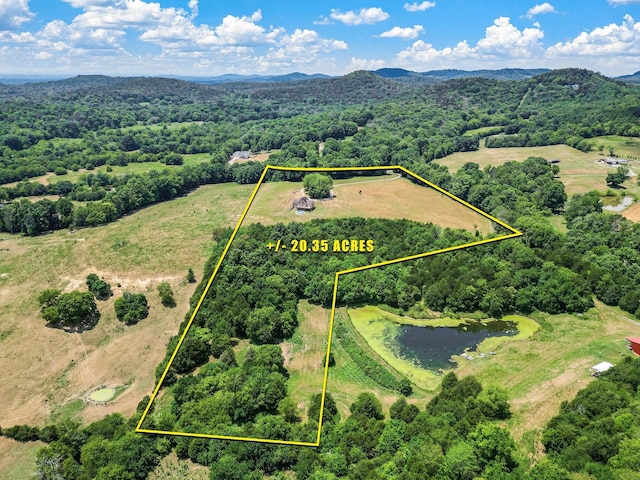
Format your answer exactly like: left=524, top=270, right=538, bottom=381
left=1, top=153, right=212, bottom=187
left=0, top=439, right=44, bottom=480
left=436, top=142, right=640, bottom=216
left=0, top=182, right=254, bottom=432
left=245, top=173, right=494, bottom=235
left=282, top=300, right=332, bottom=421
left=454, top=301, right=640, bottom=458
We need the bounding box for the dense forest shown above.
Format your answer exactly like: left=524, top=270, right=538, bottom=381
left=2, top=69, right=640, bottom=478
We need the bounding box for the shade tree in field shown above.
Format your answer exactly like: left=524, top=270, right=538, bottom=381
left=38, top=290, right=99, bottom=331
left=606, top=166, right=629, bottom=187
left=114, top=292, right=149, bottom=325
left=303, top=173, right=333, bottom=199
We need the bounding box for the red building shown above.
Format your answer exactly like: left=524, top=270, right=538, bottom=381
left=627, top=337, right=640, bottom=356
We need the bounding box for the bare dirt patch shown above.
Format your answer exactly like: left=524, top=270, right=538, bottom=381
left=622, top=200, right=640, bottom=222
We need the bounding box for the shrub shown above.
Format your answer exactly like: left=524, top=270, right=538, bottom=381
left=115, top=292, right=149, bottom=325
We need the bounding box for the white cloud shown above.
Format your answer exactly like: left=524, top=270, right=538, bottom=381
left=378, top=25, right=424, bottom=39
left=608, top=0, right=640, bottom=4
left=347, top=57, right=386, bottom=71
left=330, top=7, right=389, bottom=26
left=477, top=17, right=544, bottom=56
left=188, top=0, right=198, bottom=19
left=547, top=14, right=640, bottom=57
left=395, top=17, right=543, bottom=69
left=403, top=2, right=436, bottom=12
left=62, top=0, right=117, bottom=7
left=525, top=3, right=556, bottom=19
left=0, top=0, right=34, bottom=29
left=72, top=0, right=186, bottom=29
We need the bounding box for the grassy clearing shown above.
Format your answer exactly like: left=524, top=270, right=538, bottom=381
left=282, top=300, right=331, bottom=421
left=246, top=174, right=494, bottom=235
left=0, top=182, right=253, bottom=429
left=591, top=135, right=640, bottom=159
left=0, top=439, right=44, bottom=480
left=149, top=452, right=209, bottom=480
left=436, top=142, right=640, bottom=199
left=2, top=153, right=212, bottom=187
left=454, top=301, right=640, bottom=457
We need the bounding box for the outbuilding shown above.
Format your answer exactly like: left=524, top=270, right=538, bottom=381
left=590, top=361, right=614, bottom=377
left=626, top=337, right=640, bottom=356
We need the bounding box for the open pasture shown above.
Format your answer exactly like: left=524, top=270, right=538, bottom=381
left=245, top=173, right=494, bottom=234
left=0, top=182, right=253, bottom=427
left=437, top=142, right=640, bottom=201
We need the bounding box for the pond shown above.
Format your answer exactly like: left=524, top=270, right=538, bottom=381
left=389, top=319, right=518, bottom=371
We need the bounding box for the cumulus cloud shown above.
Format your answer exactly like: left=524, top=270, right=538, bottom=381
left=378, top=25, right=424, bottom=39
left=330, top=7, right=390, bottom=26
left=395, top=17, right=543, bottom=68
left=477, top=16, right=544, bottom=55
left=0, top=0, right=35, bottom=29
left=347, top=57, right=386, bottom=71
left=525, top=3, right=556, bottom=19
left=403, top=2, right=436, bottom=12
left=547, top=14, right=640, bottom=57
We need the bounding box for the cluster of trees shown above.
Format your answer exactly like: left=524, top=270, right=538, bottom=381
left=303, top=173, right=333, bottom=199
left=86, top=274, right=113, bottom=300
left=541, top=356, right=640, bottom=478
left=2, top=371, right=523, bottom=479
left=114, top=292, right=149, bottom=325
left=37, top=289, right=99, bottom=331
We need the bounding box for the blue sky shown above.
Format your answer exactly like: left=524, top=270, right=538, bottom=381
left=1, top=0, right=639, bottom=76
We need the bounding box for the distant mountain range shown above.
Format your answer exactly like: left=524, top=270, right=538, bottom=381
left=1, top=68, right=639, bottom=88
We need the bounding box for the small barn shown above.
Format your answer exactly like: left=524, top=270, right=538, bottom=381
left=590, top=361, right=614, bottom=377
left=626, top=337, right=640, bottom=356
left=292, top=196, right=315, bottom=211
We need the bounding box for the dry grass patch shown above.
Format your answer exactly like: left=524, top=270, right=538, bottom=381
left=0, top=438, right=44, bottom=480
left=0, top=183, right=253, bottom=427
left=246, top=174, right=493, bottom=234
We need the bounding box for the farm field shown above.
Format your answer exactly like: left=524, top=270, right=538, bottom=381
left=0, top=182, right=253, bottom=430
left=437, top=142, right=640, bottom=199
left=246, top=173, right=495, bottom=234
left=455, top=300, right=640, bottom=457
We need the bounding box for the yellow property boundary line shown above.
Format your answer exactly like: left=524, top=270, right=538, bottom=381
left=136, top=165, right=522, bottom=447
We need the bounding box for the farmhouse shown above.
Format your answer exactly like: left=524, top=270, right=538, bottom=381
left=230, top=151, right=251, bottom=160
left=626, top=337, right=640, bottom=356
left=292, top=196, right=315, bottom=211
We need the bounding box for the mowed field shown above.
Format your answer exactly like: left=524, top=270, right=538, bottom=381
left=245, top=173, right=495, bottom=235
left=436, top=142, right=640, bottom=216
left=0, top=182, right=254, bottom=433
